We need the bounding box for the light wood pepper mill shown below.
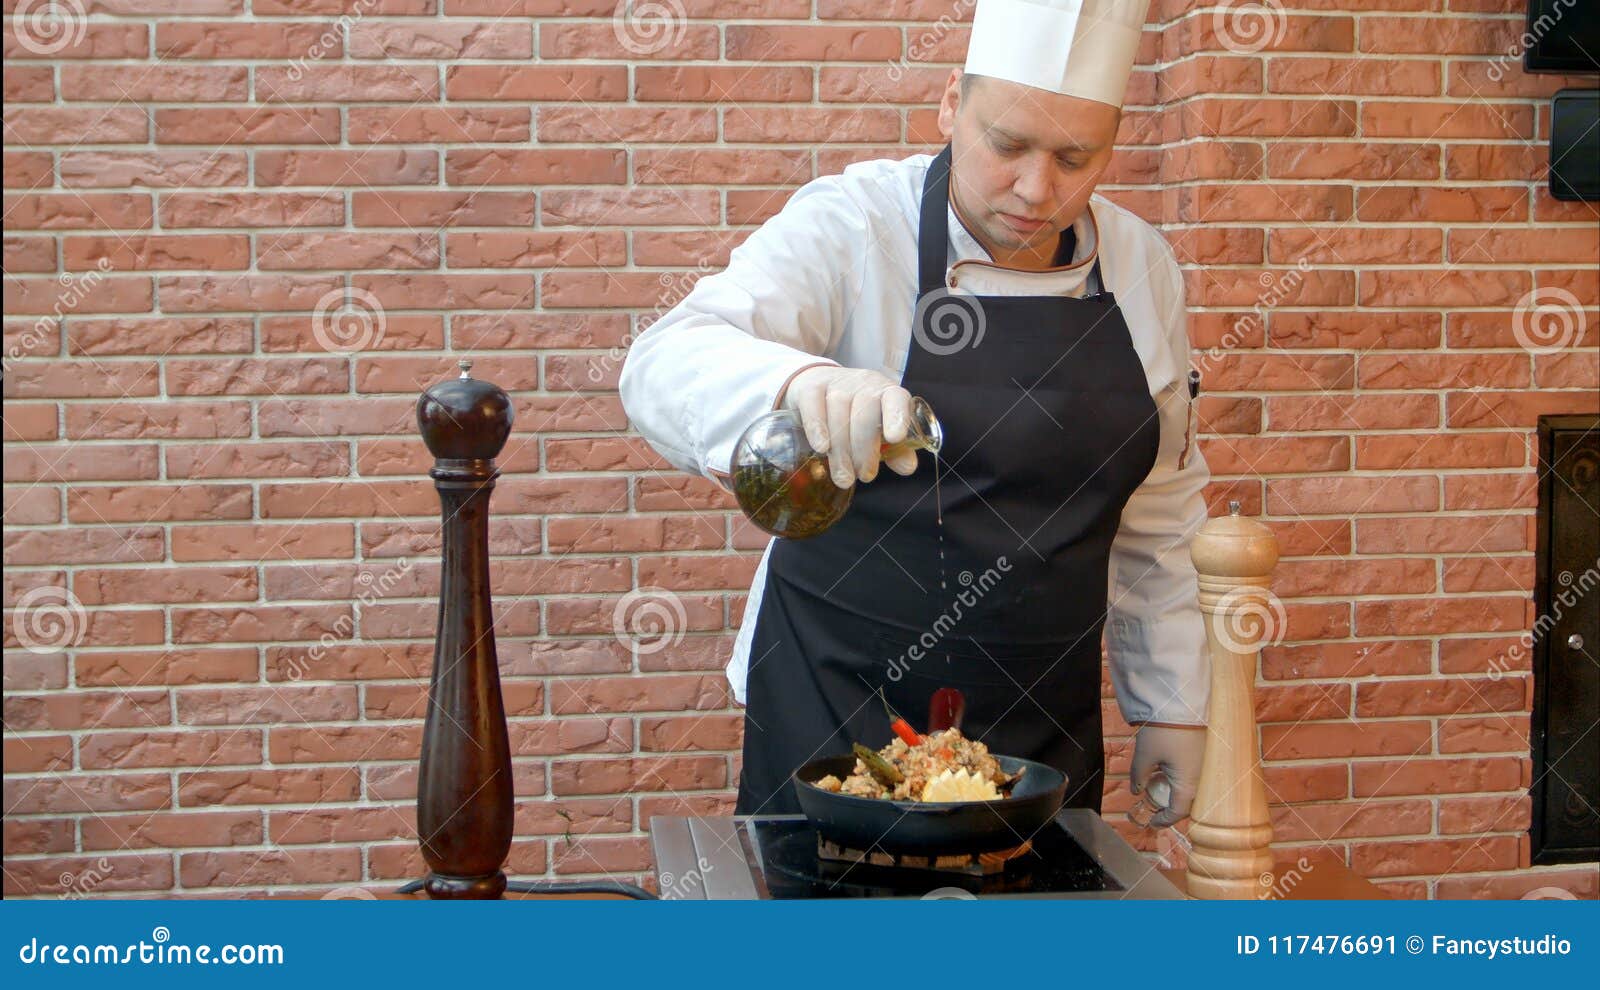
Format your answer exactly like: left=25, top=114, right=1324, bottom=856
left=415, top=359, right=514, bottom=899
left=1184, top=500, right=1278, bottom=899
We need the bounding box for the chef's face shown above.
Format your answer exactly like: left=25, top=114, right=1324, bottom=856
left=939, top=72, right=1120, bottom=265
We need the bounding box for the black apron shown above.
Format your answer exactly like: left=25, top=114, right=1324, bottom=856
left=736, top=146, right=1160, bottom=816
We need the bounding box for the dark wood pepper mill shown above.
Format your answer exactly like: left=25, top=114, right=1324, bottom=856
left=415, top=359, right=515, bottom=899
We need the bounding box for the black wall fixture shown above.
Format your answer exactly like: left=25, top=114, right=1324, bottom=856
left=1549, top=89, right=1599, bottom=201
left=1531, top=414, right=1600, bottom=865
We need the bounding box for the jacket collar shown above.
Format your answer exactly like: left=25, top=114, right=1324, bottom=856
left=943, top=193, right=1102, bottom=296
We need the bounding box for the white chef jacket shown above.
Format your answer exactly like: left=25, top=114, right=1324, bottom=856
left=619, top=153, right=1211, bottom=728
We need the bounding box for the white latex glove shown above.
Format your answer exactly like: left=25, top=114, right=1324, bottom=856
left=780, top=366, right=919, bottom=488
left=1130, top=724, right=1207, bottom=828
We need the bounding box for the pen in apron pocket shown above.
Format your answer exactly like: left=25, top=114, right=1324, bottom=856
left=1178, top=369, right=1201, bottom=470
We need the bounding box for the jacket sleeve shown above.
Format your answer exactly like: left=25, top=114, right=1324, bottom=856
left=1104, top=239, right=1212, bottom=728
left=619, top=176, right=872, bottom=486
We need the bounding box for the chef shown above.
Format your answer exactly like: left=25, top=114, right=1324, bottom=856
left=620, top=0, right=1210, bottom=829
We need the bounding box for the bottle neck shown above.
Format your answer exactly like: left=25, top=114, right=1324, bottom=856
left=907, top=397, right=942, bottom=455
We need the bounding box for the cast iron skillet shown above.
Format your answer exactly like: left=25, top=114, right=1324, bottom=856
left=792, top=753, right=1068, bottom=855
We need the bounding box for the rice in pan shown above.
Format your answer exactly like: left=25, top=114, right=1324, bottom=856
left=812, top=728, right=1013, bottom=802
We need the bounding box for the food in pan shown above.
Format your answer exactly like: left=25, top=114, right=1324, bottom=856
left=810, top=728, right=1018, bottom=802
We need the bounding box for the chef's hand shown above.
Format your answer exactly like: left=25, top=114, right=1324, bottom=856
left=781, top=366, right=919, bottom=488
left=1130, top=724, right=1207, bottom=828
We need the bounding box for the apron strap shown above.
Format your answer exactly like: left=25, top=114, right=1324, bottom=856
left=1087, top=251, right=1108, bottom=299
left=919, top=143, right=1112, bottom=299
left=917, top=145, right=953, bottom=299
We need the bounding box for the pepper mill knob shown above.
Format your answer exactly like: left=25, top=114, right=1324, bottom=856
left=417, top=357, right=514, bottom=463
left=1190, top=502, right=1279, bottom=581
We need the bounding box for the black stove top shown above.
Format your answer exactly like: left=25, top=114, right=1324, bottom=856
left=649, top=810, right=1184, bottom=900
left=746, top=817, right=1121, bottom=899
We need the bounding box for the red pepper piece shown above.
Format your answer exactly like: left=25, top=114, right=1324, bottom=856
left=890, top=718, right=921, bottom=747
left=878, top=687, right=922, bottom=746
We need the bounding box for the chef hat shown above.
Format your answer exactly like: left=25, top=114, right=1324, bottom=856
left=964, top=0, right=1152, bottom=109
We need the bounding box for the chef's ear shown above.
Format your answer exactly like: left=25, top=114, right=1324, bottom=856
left=936, top=70, right=963, bottom=138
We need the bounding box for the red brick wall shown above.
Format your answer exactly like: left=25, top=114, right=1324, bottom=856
left=3, top=1, right=1597, bottom=899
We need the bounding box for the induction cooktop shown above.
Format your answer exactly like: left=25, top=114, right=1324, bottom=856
left=650, top=809, right=1183, bottom=900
